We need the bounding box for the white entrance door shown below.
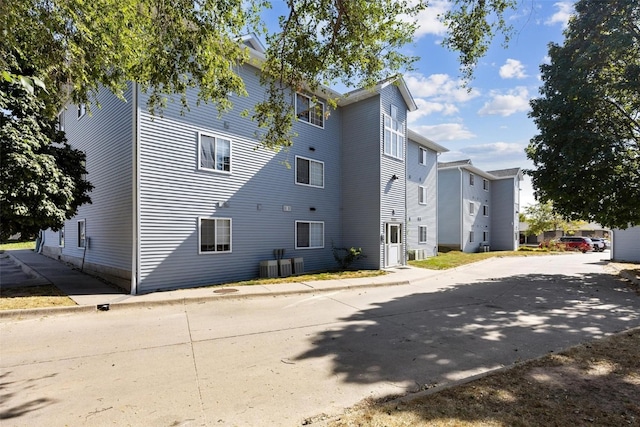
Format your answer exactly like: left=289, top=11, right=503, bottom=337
left=385, top=223, right=402, bottom=267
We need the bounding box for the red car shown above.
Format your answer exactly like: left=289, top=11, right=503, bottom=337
left=558, top=236, right=593, bottom=253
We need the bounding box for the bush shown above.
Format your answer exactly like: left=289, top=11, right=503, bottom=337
left=332, top=245, right=365, bottom=270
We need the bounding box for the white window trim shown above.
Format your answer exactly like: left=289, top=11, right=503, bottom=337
left=419, top=147, right=427, bottom=165
left=470, top=231, right=475, bottom=243
left=418, top=226, right=428, bottom=244
left=77, top=220, right=86, bottom=249
left=469, top=173, right=475, bottom=186
left=198, top=217, right=232, bottom=254
left=295, top=93, right=325, bottom=129
left=57, top=111, right=65, bottom=131
left=483, top=231, right=489, bottom=242
left=198, top=132, right=232, bottom=174
left=483, top=179, right=489, bottom=191
left=383, top=106, right=404, bottom=160
left=418, top=186, right=427, bottom=205
left=469, top=202, right=475, bottom=216
left=295, top=220, right=325, bottom=249
left=295, top=155, right=325, bottom=188
left=483, top=205, right=489, bottom=216
left=77, top=103, right=86, bottom=119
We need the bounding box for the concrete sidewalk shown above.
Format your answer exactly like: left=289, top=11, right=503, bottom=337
left=2, top=250, right=443, bottom=317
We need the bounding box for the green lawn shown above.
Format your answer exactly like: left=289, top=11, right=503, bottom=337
left=0, top=241, right=36, bottom=251
left=409, top=248, right=559, bottom=270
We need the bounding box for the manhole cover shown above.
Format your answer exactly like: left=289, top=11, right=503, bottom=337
left=213, top=288, right=239, bottom=294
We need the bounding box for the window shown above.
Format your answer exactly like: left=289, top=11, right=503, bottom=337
left=419, top=147, right=427, bottom=165
left=199, top=218, right=232, bottom=253
left=383, top=104, right=404, bottom=159
left=469, top=202, right=475, bottom=215
left=483, top=231, right=489, bottom=242
left=77, top=103, right=86, bottom=119
left=77, top=220, right=86, bottom=248
left=469, top=173, right=475, bottom=186
left=296, top=93, right=324, bottom=128
left=295, top=221, right=324, bottom=249
left=295, top=156, right=324, bottom=188
left=419, top=226, right=427, bottom=244
left=483, top=179, right=489, bottom=191
left=59, top=227, right=65, bottom=247
left=469, top=231, right=475, bottom=243
left=199, top=133, right=231, bottom=173
left=57, top=112, right=65, bottom=131
left=483, top=205, right=489, bottom=216
left=418, top=186, right=427, bottom=205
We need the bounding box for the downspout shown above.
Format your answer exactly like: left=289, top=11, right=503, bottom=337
left=458, top=167, right=464, bottom=252
left=130, top=82, right=140, bottom=295
left=434, top=152, right=440, bottom=257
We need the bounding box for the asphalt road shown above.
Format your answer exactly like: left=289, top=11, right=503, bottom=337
left=1, top=252, right=638, bottom=426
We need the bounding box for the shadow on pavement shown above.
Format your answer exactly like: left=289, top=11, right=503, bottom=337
left=294, top=271, right=640, bottom=393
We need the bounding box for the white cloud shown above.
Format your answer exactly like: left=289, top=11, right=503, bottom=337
left=545, top=2, right=574, bottom=28
left=412, top=123, right=476, bottom=142
left=405, top=73, right=481, bottom=103
left=499, top=59, right=527, bottom=79
left=411, top=0, right=450, bottom=37
left=478, top=87, right=531, bottom=117
left=408, top=99, right=458, bottom=123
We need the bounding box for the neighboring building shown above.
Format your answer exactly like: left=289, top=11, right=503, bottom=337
left=39, top=36, right=446, bottom=294
left=406, top=131, right=448, bottom=260
left=437, top=160, right=522, bottom=253
left=519, top=222, right=610, bottom=245
left=611, top=226, right=640, bottom=262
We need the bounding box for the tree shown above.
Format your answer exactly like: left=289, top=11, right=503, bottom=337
left=522, top=201, right=586, bottom=237
left=0, top=79, right=92, bottom=241
left=526, top=0, right=640, bottom=230
left=1, top=0, right=515, bottom=151
left=1, top=0, right=515, bottom=235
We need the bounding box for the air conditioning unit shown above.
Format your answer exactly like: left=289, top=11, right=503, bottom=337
left=278, top=259, right=292, bottom=277
left=416, top=249, right=425, bottom=260
left=292, top=257, right=304, bottom=275
left=259, top=260, right=278, bottom=278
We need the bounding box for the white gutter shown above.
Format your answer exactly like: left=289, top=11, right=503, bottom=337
left=130, top=82, right=140, bottom=295
left=458, top=167, right=464, bottom=252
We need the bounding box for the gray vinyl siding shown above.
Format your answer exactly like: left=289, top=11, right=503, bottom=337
left=341, top=95, right=382, bottom=269
left=463, top=170, right=491, bottom=253
left=379, top=85, right=408, bottom=266
left=43, top=86, right=134, bottom=282
left=490, top=178, right=518, bottom=250
left=612, top=226, right=640, bottom=262
left=136, top=65, right=343, bottom=292
left=406, top=140, right=438, bottom=257
left=437, top=169, right=461, bottom=249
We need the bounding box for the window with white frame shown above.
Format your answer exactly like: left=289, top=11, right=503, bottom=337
left=77, top=220, right=86, bottom=248
left=59, top=227, right=65, bottom=247
left=295, top=221, right=324, bottom=249
left=469, top=231, right=475, bottom=243
left=483, top=231, right=489, bottom=242
left=469, top=202, right=475, bottom=215
left=199, top=133, right=231, bottom=173
left=418, top=186, right=427, bottom=205
left=419, top=226, right=427, bottom=243
left=469, top=173, right=475, bottom=186
left=296, top=93, right=324, bottom=128
left=199, top=218, right=231, bottom=253
left=483, top=179, right=489, bottom=191
left=483, top=205, right=489, bottom=216
left=383, top=105, right=404, bottom=159
left=419, top=147, right=427, bottom=165
left=77, top=103, right=86, bottom=119
left=296, top=156, right=324, bottom=188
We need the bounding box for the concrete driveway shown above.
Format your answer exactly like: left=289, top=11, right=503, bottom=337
left=1, top=252, right=638, bottom=426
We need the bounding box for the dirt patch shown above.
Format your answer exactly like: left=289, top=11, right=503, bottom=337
left=0, top=285, right=76, bottom=310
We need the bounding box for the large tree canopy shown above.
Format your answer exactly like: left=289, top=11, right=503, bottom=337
left=1, top=0, right=514, bottom=235
left=526, top=0, right=640, bottom=229
left=0, top=79, right=92, bottom=241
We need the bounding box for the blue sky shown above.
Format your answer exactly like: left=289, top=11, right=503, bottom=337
left=261, top=0, right=576, bottom=208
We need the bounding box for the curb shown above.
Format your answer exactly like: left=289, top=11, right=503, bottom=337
left=0, top=280, right=412, bottom=319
